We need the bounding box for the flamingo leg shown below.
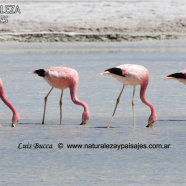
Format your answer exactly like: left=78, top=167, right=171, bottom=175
left=42, top=87, right=54, bottom=124
left=59, top=90, right=63, bottom=125
left=132, top=86, right=136, bottom=128
left=107, top=85, right=125, bottom=128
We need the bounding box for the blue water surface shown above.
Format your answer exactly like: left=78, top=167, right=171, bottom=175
left=0, top=40, right=185, bottom=185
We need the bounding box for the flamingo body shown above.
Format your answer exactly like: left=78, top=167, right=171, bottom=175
left=164, top=69, right=186, bottom=85
left=104, top=64, right=149, bottom=86
left=101, top=64, right=157, bottom=128
left=44, top=67, right=79, bottom=90
left=33, top=66, right=89, bottom=125
left=0, top=78, right=20, bottom=127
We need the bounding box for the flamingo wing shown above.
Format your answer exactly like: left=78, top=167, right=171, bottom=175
left=167, top=72, right=186, bottom=79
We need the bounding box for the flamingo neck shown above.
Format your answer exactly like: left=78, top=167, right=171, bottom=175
left=140, top=83, right=156, bottom=117
left=70, top=84, right=89, bottom=120
left=0, top=86, right=17, bottom=115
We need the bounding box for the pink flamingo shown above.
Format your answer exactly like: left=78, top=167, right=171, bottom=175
left=164, top=69, right=186, bottom=84
left=100, top=64, right=157, bottom=128
left=32, top=66, right=89, bottom=125
left=0, top=78, right=20, bottom=127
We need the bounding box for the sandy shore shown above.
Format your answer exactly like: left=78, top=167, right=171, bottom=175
left=0, top=0, right=186, bottom=42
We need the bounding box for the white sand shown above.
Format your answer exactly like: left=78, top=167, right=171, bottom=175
left=0, top=0, right=186, bottom=41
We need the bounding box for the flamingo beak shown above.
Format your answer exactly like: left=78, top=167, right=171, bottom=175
left=12, top=122, right=18, bottom=127
left=146, top=121, right=154, bottom=128
left=80, top=120, right=87, bottom=125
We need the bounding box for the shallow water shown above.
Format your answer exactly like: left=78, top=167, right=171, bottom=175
left=0, top=40, right=186, bottom=185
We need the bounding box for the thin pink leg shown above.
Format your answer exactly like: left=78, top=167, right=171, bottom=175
left=59, top=90, right=63, bottom=124
left=107, top=85, right=125, bottom=128
left=42, top=87, right=54, bottom=124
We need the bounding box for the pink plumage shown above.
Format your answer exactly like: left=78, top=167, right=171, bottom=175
left=0, top=78, right=20, bottom=127
left=44, top=67, right=79, bottom=89
left=101, top=64, right=157, bottom=128
left=32, top=66, right=89, bottom=125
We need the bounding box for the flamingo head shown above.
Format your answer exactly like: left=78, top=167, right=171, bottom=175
left=146, top=112, right=157, bottom=128
left=12, top=112, right=20, bottom=127
left=80, top=111, right=89, bottom=125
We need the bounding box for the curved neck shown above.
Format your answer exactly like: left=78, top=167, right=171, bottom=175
left=70, top=84, right=89, bottom=112
left=0, top=85, right=17, bottom=114
left=140, top=83, right=155, bottom=115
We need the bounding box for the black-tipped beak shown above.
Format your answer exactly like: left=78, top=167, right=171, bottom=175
left=80, top=120, right=87, bottom=125
left=146, top=122, right=154, bottom=128
left=12, top=122, right=18, bottom=127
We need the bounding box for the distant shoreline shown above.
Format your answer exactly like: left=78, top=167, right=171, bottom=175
left=1, top=31, right=186, bottom=42
left=1, top=1, right=186, bottom=42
